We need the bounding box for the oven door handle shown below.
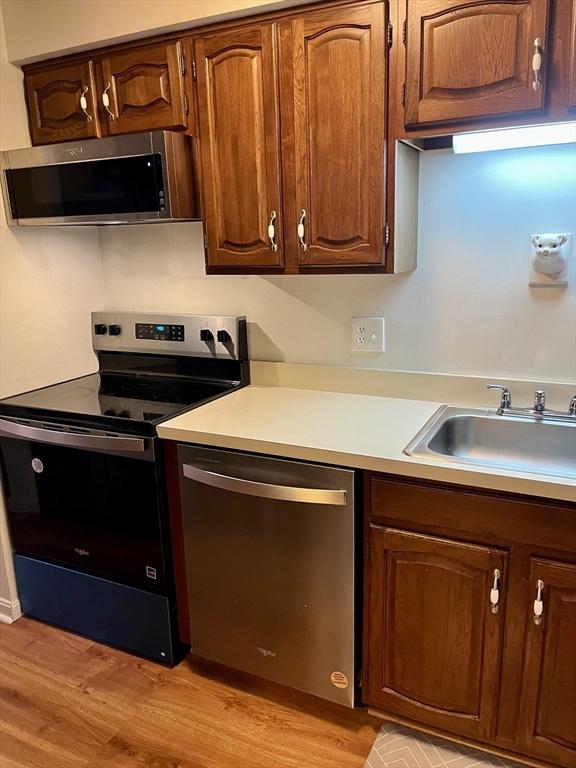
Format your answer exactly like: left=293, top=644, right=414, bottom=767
left=0, top=419, right=146, bottom=453
left=182, top=464, right=347, bottom=506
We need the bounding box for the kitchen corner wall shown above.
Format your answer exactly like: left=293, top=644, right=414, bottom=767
left=0, top=5, right=105, bottom=620
left=100, top=143, right=576, bottom=383
left=0, top=8, right=104, bottom=399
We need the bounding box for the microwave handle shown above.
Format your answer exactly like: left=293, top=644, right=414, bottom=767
left=183, top=463, right=347, bottom=506
left=0, top=419, right=145, bottom=453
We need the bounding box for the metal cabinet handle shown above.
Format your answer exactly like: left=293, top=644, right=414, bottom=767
left=268, top=210, right=278, bottom=252
left=297, top=208, right=307, bottom=252
left=79, top=85, right=93, bottom=123
left=102, top=82, right=115, bottom=120
left=183, top=463, right=346, bottom=505
left=533, top=579, right=544, bottom=625
left=532, top=37, right=543, bottom=91
left=490, top=568, right=501, bottom=614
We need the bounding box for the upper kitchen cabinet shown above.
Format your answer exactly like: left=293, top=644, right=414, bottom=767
left=404, top=0, right=550, bottom=128
left=278, top=2, right=386, bottom=268
left=98, top=41, right=189, bottom=135
left=195, top=24, right=283, bottom=268
left=24, top=61, right=102, bottom=145
left=23, top=40, right=191, bottom=145
left=200, top=1, right=391, bottom=274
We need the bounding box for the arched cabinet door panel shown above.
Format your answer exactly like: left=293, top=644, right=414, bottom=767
left=518, top=559, right=576, bottom=768
left=366, top=526, right=507, bottom=741
left=25, top=62, right=101, bottom=145
left=99, top=41, right=188, bottom=135
left=405, top=0, right=550, bottom=127
left=196, top=24, right=283, bottom=269
left=278, top=3, right=386, bottom=267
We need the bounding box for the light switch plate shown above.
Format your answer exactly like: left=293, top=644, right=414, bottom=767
left=351, top=317, right=385, bottom=352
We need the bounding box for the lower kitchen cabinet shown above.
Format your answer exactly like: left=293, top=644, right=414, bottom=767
left=518, top=559, right=576, bottom=766
left=364, top=474, right=576, bottom=768
left=366, top=526, right=506, bottom=741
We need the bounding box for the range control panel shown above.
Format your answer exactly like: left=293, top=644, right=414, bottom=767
left=135, top=323, right=185, bottom=342
left=91, top=311, right=247, bottom=360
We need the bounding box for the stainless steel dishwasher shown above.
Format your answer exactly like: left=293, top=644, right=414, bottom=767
left=178, top=445, right=357, bottom=707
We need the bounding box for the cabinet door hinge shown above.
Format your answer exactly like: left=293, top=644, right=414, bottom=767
left=203, top=232, right=208, bottom=251
left=401, top=82, right=406, bottom=106
left=402, top=19, right=407, bottom=46
left=179, top=52, right=186, bottom=77
left=385, top=222, right=390, bottom=247
left=184, top=93, right=189, bottom=116
left=192, top=59, right=197, bottom=81
left=387, top=21, right=393, bottom=48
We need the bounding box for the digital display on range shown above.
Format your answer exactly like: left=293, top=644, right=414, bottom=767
left=135, top=323, right=185, bottom=342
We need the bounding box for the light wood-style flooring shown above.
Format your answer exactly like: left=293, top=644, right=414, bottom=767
left=0, top=618, right=379, bottom=768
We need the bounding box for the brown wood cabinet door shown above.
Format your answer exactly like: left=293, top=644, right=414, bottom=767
left=279, top=3, right=385, bottom=267
left=405, top=0, right=550, bottom=128
left=518, top=559, right=576, bottom=768
left=196, top=24, right=283, bottom=269
left=25, top=62, right=101, bottom=145
left=366, top=526, right=507, bottom=741
left=99, top=41, right=187, bottom=135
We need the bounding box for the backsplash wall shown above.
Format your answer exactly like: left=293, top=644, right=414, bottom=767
left=101, top=143, right=576, bottom=382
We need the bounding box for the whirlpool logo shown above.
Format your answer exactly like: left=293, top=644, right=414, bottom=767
left=73, top=548, right=90, bottom=557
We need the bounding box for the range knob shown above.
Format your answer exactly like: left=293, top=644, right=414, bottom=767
left=108, top=324, right=122, bottom=336
left=94, top=324, right=107, bottom=336
left=217, top=330, right=231, bottom=343
left=200, top=329, right=214, bottom=342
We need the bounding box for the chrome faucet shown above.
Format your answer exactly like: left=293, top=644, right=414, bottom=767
left=487, top=384, right=576, bottom=422
left=487, top=384, right=512, bottom=414
left=533, top=390, right=546, bottom=413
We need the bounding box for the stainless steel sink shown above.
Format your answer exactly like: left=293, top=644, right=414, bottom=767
left=404, top=406, right=576, bottom=480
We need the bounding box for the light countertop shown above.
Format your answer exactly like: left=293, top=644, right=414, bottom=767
left=157, top=386, right=576, bottom=503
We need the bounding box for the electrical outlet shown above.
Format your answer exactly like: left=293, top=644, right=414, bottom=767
left=351, top=317, right=385, bottom=352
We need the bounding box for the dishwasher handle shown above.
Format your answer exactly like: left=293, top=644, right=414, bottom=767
left=182, top=463, right=347, bottom=506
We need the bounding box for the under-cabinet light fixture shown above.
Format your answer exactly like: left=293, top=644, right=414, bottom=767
left=452, top=121, right=576, bottom=154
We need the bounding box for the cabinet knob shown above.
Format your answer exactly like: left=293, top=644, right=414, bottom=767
left=533, top=579, right=544, bottom=625
left=489, top=568, right=501, bottom=614
left=102, top=83, right=115, bottom=120
left=297, top=209, right=307, bottom=252
left=268, top=210, right=278, bottom=252
left=79, top=85, right=93, bottom=123
left=532, top=38, right=543, bottom=91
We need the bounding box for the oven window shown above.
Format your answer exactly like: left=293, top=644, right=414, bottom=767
left=6, top=153, right=163, bottom=219
left=0, top=437, right=166, bottom=592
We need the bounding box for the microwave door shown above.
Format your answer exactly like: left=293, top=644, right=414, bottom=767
left=4, top=153, right=166, bottom=225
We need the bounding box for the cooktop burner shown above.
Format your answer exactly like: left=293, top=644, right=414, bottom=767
left=0, top=312, right=248, bottom=436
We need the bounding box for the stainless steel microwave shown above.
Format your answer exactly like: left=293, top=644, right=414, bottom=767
left=1, top=131, right=199, bottom=226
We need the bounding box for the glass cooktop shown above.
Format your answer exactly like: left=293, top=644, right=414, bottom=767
left=0, top=372, right=237, bottom=434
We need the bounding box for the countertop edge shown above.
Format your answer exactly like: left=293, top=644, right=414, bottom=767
left=157, top=425, right=576, bottom=504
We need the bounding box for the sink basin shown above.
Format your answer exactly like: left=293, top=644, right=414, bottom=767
left=404, top=406, right=576, bottom=480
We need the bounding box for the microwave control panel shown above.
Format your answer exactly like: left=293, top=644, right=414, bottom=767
left=135, top=323, right=185, bottom=342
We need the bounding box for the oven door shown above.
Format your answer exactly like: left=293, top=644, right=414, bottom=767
left=0, top=419, right=166, bottom=592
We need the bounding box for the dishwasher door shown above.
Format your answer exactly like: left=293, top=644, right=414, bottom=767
left=178, top=444, right=356, bottom=707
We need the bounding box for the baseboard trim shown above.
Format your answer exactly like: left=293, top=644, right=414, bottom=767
left=0, top=596, right=22, bottom=624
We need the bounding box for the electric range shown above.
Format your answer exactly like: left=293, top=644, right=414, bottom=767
left=0, top=311, right=248, bottom=664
